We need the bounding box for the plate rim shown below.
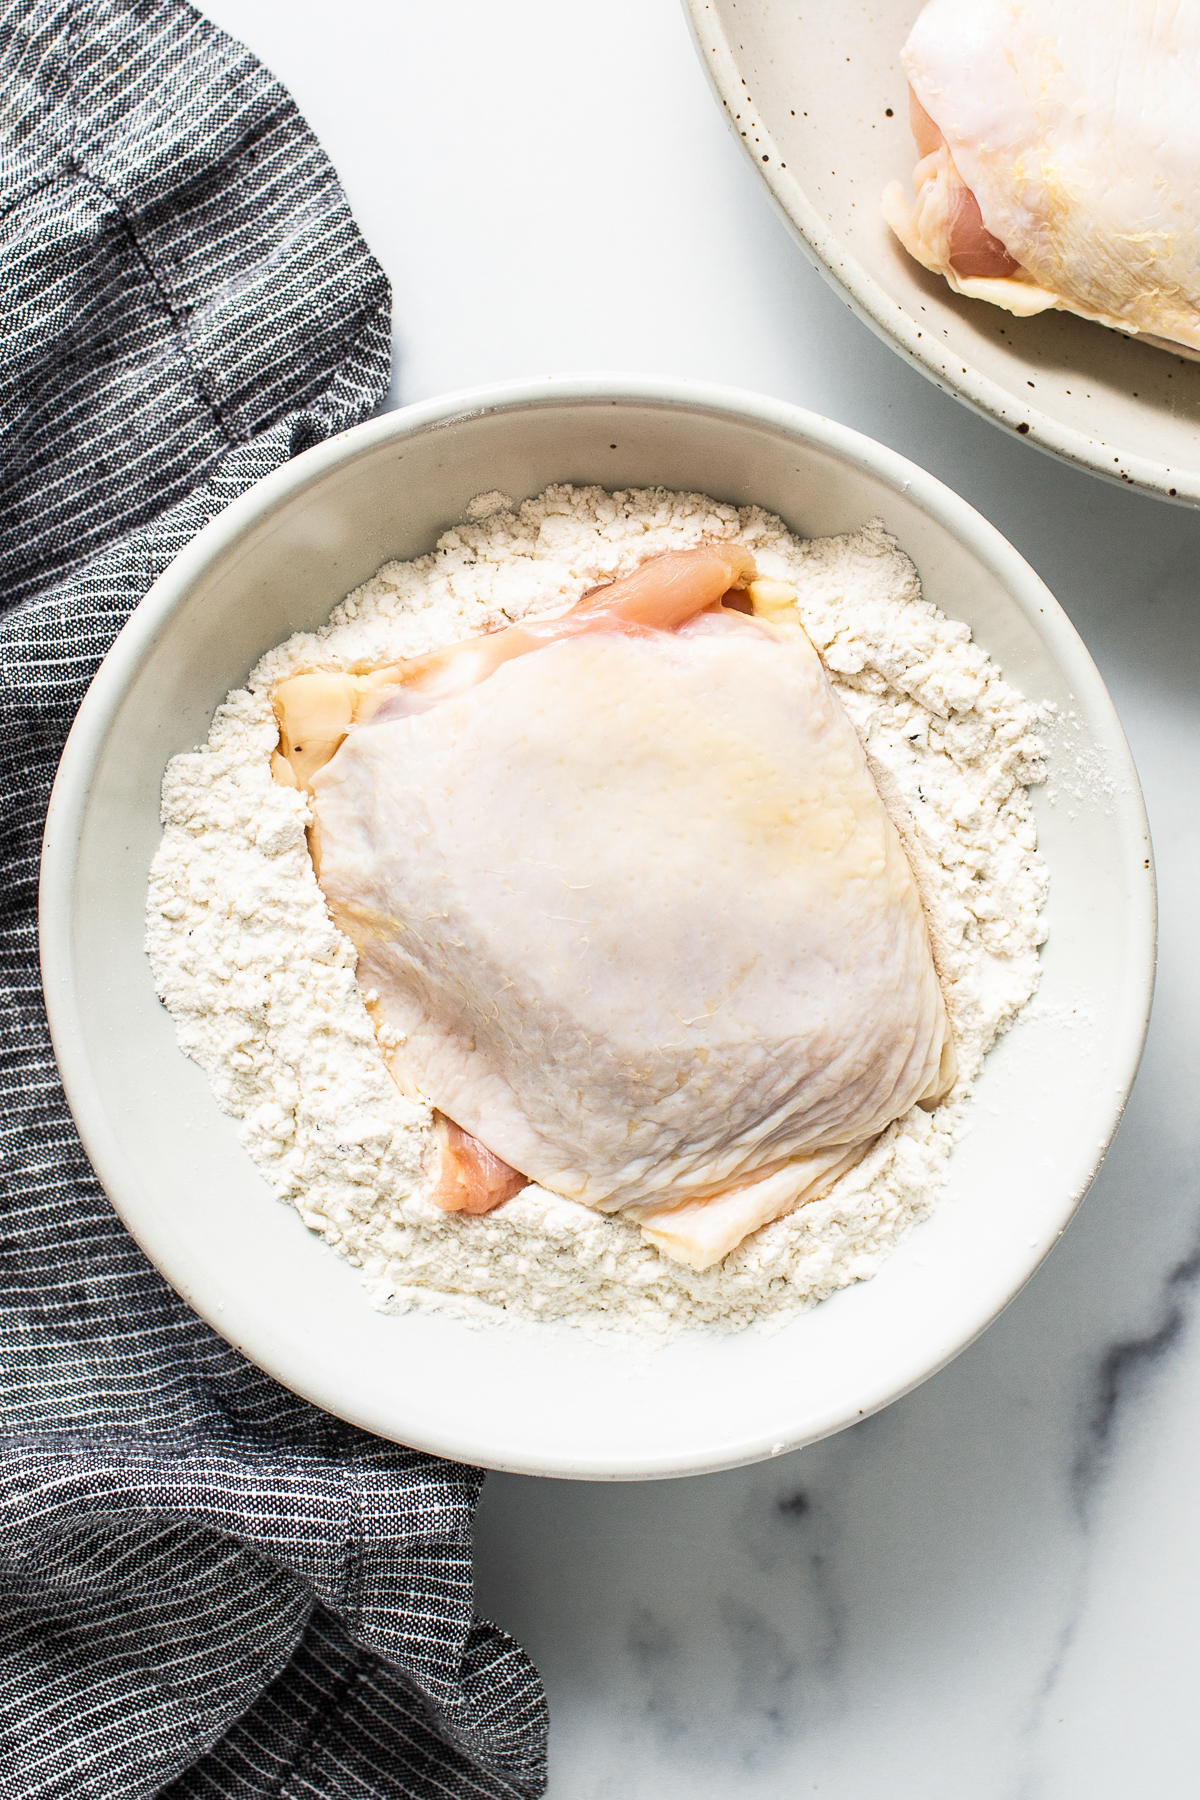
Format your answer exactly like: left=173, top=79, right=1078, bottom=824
left=681, top=0, right=1200, bottom=508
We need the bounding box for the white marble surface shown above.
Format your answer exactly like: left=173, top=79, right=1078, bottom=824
left=202, top=2, right=1200, bottom=1791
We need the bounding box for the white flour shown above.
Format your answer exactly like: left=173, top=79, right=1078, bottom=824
left=146, top=487, right=1049, bottom=1338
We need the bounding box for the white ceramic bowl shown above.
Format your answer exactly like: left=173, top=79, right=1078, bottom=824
left=40, top=376, right=1154, bottom=1479
left=684, top=0, right=1200, bottom=505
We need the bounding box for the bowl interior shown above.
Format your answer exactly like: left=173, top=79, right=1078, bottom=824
left=688, top=0, right=1200, bottom=501
left=41, top=383, right=1154, bottom=1478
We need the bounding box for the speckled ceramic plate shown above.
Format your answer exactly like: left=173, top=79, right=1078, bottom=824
left=683, top=0, right=1200, bottom=505
left=39, top=377, right=1154, bottom=1479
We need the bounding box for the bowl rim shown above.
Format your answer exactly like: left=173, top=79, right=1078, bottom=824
left=38, top=373, right=1157, bottom=1473
left=681, top=0, right=1199, bottom=508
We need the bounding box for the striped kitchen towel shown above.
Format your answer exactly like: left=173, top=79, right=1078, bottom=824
left=0, top=2, right=547, bottom=1796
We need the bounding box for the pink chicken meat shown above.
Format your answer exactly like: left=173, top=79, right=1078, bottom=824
left=272, top=545, right=955, bottom=1270
left=884, top=0, right=1200, bottom=350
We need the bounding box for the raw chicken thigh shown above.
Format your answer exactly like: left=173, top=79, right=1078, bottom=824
left=274, top=548, right=954, bottom=1270
left=883, top=0, right=1200, bottom=351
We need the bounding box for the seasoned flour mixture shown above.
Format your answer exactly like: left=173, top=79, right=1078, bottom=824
left=146, top=487, right=1049, bottom=1338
